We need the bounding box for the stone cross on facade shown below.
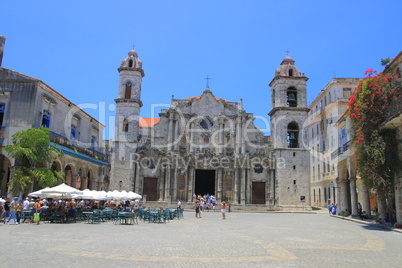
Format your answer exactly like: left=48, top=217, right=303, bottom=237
left=205, top=75, right=211, bottom=88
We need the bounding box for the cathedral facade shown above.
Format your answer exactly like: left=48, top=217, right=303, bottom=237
left=110, top=51, right=311, bottom=210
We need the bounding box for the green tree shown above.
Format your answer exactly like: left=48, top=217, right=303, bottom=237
left=5, top=128, right=65, bottom=193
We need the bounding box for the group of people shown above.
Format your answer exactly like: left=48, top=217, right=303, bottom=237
left=193, top=194, right=227, bottom=220
left=0, top=196, right=41, bottom=225
left=0, top=196, right=144, bottom=225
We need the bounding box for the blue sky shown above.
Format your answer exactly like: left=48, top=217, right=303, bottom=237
left=1, top=1, right=401, bottom=139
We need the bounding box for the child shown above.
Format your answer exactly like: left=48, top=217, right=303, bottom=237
left=220, top=201, right=226, bottom=220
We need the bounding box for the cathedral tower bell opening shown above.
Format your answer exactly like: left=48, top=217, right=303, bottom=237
left=195, top=170, right=215, bottom=196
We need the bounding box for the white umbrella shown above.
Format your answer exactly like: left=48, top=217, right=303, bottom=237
left=127, top=191, right=142, bottom=200
left=42, top=183, right=83, bottom=198
left=28, top=187, right=64, bottom=198
left=72, top=189, right=108, bottom=200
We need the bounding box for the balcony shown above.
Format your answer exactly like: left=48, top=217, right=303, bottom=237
left=383, top=97, right=402, bottom=125
left=49, top=130, right=109, bottom=163
left=331, top=140, right=350, bottom=160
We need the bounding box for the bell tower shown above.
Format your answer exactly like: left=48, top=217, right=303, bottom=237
left=111, top=50, right=145, bottom=191
left=115, top=50, right=144, bottom=143
left=268, top=55, right=311, bottom=209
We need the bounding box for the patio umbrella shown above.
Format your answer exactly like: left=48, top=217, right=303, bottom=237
left=127, top=191, right=142, bottom=200
left=41, top=183, right=83, bottom=198
left=28, top=187, right=64, bottom=199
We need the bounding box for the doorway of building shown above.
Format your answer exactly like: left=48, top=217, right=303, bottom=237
left=143, top=177, right=158, bottom=201
left=195, top=169, right=215, bottom=196
left=252, top=182, right=266, bottom=204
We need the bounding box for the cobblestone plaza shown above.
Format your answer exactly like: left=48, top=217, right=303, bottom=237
left=1, top=210, right=402, bottom=267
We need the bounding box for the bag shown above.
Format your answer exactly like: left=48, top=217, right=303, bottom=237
left=34, top=213, right=40, bottom=222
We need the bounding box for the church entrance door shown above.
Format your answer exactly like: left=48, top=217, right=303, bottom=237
left=143, top=177, right=158, bottom=201
left=252, top=182, right=265, bottom=204
left=195, top=170, right=215, bottom=196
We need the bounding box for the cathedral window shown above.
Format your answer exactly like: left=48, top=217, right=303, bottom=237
left=286, top=87, right=297, bottom=107
left=254, top=164, right=263, bottom=173
left=128, top=59, right=134, bottom=68
left=199, top=117, right=213, bottom=130
left=289, top=69, right=293, bottom=76
left=0, top=103, right=5, bottom=126
left=125, top=81, right=132, bottom=99
left=287, top=122, right=299, bottom=148
left=42, top=110, right=51, bottom=128
left=70, top=125, right=77, bottom=139
left=123, top=118, right=129, bottom=132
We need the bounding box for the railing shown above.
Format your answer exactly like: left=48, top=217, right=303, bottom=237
left=383, top=97, right=402, bottom=123
left=49, top=131, right=109, bottom=163
left=331, top=140, right=350, bottom=160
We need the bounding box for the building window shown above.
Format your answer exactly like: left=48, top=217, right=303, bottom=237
left=125, top=81, right=132, bottom=99
left=343, top=88, right=352, bottom=98
left=123, top=118, right=129, bottom=132
left=42, top=110, right=51, bottom=128
left=286, top=87, right=297, bottom=107
left=289, top=69, right=293, bottom=76
left=287, top=122, right=299, bottom=148
left=128, top=59, right=134, bottom=68
left=0, top=103, right=5, bottom=126
left=70, top=125, right=77, bottom=139
left=91, top=136, right=96, bottom=149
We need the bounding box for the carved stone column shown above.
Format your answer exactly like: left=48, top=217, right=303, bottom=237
left=357, top=178, right=371, bottom=218
left=349, top=177, right=358, bottom=216
left=217, top=168, right=223, bottom=200
left=338, top=179, right=349, bottom=214
left=240, top=168, right=246, bottom=205
left=167, top=113, right=173, bottom=151
left=134, top=162, right=140, bottom=194
left=233, top=168, right=239, bottom=204
left=164, top=168, right=171, bottom=202
left=173, top=118, right=179, bottom=151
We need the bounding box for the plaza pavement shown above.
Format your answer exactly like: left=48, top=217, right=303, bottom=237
left=1, top=209, right=402, bottom=268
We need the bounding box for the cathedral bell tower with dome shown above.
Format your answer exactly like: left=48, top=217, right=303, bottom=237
left=110, top=50, right=144, bottom=190
left=268, top=56, right=311, bottom=208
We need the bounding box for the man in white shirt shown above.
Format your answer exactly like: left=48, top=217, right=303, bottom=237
left=23, top=198, right=29, bottom=210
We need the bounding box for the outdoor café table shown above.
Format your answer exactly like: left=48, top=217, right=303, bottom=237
left=82, top=211, right=93, bottom=222
left=115, top=212, right=134, bottom=225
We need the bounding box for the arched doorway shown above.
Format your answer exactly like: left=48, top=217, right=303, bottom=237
left=65, top=165, right=73, bottom=186
left=0, top=154, right=11, bottom=196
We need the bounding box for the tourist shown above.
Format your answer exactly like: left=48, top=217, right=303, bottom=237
left=23, top=197, right=29, bottom=210
left=220, top=201, right=226, bottom=220
left=195, top=199, right=201, bottom=218
left=357, top=202, right=362, bottom=218
left=16, top=199, right=23, bottom=223
left=6, top=198, right=18, bottom=225
left=177, top=200, right=181, bottom=209
left=33, top=199, right=41, bottom=225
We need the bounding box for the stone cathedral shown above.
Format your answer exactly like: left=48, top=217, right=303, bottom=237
left=110, top=50, right=311, bottom=210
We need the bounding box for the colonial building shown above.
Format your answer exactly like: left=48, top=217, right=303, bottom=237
left=380, top=52, right=402, bottom=222
left=110, top=51, right=311, bottom=210
left=0, top=36, right=110, bottom=195
left=307, top=78, right=360, bottom=209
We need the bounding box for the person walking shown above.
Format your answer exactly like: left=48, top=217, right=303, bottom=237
left=220, top=201, right=226, bottom=220
left=6, top=198, right=18, bottom=225
left=33, top=199, right=41, bottom=225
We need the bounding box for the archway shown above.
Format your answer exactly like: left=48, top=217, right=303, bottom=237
left=0, top=154, right=11, bottom=196
left=195, top=170, right=215, bottom=196
left=64, top=165, right=73, bottom=186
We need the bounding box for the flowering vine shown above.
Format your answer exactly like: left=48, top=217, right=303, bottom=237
left=349, top=69, right=402, bottom=198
